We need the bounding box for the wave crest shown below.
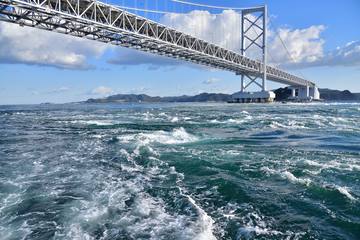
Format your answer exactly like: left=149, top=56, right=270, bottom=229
left=119, top=127, right=198, bottom=145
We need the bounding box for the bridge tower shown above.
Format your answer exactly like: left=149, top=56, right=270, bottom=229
left=232, top=5, right=275, bottom=103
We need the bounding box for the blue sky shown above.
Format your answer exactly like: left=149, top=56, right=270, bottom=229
left=0, top=0, right=360, bottom=104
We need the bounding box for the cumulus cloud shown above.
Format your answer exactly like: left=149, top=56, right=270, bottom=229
left=289, top=40, right=360, bottom=69
left=323, top=41, right=360, bottom=67
left=0, top=22, right=109, bottom=69
left=162, top=11, right=360, bottom=69
left=162, top=10, right=242, bottom=52
left=269, top=25, right=326, bottom=67
left=203, top=78, right=220, bottom=85
left=108, top=10, right=244, bottom=68
left=91, top=86, right=113, bottom=95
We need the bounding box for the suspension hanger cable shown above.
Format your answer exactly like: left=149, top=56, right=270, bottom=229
left=268, top=19, right=307, bottom=79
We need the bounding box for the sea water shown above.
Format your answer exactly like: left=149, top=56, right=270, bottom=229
left=0, top=102, right=359, bottom=239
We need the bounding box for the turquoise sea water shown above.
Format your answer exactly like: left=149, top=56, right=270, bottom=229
left=0, top=102, right=359, bottom=239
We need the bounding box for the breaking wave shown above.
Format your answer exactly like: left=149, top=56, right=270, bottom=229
left=118, top=127, right=198, bottom=145
left=261, top=167, right=312, bottom=186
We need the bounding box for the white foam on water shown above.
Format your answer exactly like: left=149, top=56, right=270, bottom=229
left=261, top=167, right=311, bottom=186
left=0, top=192, right=23, bottom=216
left=348, top=164, right=360, bottom=171
left=269, top=120, right=307, bottom=129
left=118, top=127, right=198, bottom=145
left=13, top=112, right=26, bottom=115
left=260, top=166, right=276, bottom=175
left=71, top=120, right=116, bottom=126
left=169, top=166, right=185, bottom=183
left=324, top=102, right=360, bottom=106
left=142, top=111, right=159, bottom=121
left=67, top=224, right=94, bottom=240
left=225, top=149, right=242, bottom=156
left=180, top=189, right=217, bottom=240
left=304, top=160, right=323, bottom=167
left=281, top=171, right=312, bottom=186
left=336, top=186, right=357, bottom=201
left=236, top=212, right=282, bottom=239
left=227, top=118, right=245, bottom=124
left=170, top=116, right=179, bottom=122
left=304, top=159, right=360, bottom=173
left=209, top=119, right=220, bottom=123
left=237, top=225, right=282, bottom=239
left=209, top=118, right=249, bottom=124
left=82, top=206, right=108, bottom=222
left=56, top=140, right=211, bottom=240
left=120, top=186, right=210, bottom=239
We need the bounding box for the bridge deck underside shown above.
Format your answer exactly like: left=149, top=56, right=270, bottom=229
left=0, top=0, right=314, bottom=87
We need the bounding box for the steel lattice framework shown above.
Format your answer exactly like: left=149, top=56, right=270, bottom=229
left=0, top=0, right=315, bottom=87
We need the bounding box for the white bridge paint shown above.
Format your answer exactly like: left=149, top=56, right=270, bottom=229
left=290, top=86, right=320, bottom=101
left=231, top=91, right=276, bottom=103
left=0, top=0, right=320, bottom=101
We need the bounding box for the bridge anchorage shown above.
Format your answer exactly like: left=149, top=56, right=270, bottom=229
left=0, top=0, right=320, bottom=102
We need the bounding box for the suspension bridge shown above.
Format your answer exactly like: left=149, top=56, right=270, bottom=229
left=0, top=0, right=320, bottom=102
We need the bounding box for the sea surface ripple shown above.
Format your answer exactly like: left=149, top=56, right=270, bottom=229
left=0, top=102, right=359, bottom=240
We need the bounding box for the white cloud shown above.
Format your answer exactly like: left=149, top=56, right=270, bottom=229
left=108, top=10, right=245, bottom=68
left=91, top=86, right=113, bottom=95
left=203, top=78, right=220, bottom=85
left=162, top=10, right=242, bottom=52
left=269, top=25, right=326, bottom=67
left=297, top=40, right=360, bottom=68
left=0, top=22, right=109, bottom=69
left=162, top=11, right=360, bottom=69
left=160, top=10, right=328, bottom=66
left=327, top=41, right=360, bottom=66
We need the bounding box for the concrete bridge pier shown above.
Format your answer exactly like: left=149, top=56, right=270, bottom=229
left=289, top=85, right=320, bottom=101
left=231, top=91, right=275, bottom=103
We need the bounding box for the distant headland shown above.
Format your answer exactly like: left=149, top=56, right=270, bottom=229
left=85, top=88, right=360, bottom=103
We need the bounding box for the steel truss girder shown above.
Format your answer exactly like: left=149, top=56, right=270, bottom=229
left=0, top=0, right=314, bottom=87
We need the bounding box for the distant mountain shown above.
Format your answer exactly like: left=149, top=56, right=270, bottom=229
left=318, top=88, right=360, bottom=101
left=86, top=94, right=162, bottom=103
left=86, top=93, right=232, bottom=103
left=85, top=88, right=360, bottom=103
left=273, top=88, right=292, bottom=101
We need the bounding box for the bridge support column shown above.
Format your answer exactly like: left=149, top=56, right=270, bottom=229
left=288, top=86, right=320, bottom=102
left=291, top=88, right=296, bottom=98
left=230, top=5, right=275, bottom=103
